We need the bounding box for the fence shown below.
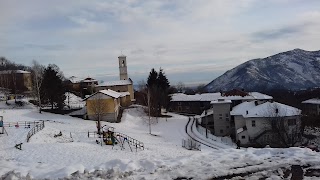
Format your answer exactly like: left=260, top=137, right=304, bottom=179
left=3, top=121, right=42, bottom=128
left=26, top=121, right=45, bottom=142
left=88, top=131, right=144, bottom=151
left=196, top=124, right=234, bottom=146
left=182, top=138, right=201, bottom=150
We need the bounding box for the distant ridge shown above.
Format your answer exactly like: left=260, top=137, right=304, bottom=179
left=204, top=49, right=320, bottom=92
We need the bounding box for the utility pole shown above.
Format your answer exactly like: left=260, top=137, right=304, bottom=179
left=147, top=86, right=151, bottom=134
left=205, top=110, right=208, bottom=138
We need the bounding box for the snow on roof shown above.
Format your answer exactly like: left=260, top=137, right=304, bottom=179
left=171, top=92, right=272, bottom=102
left=199, top=109, right=214, bottom=118
left=236, top=126, right=247, bottom=134
left=68, top=76, right=82, bottom=83
left=83, top=89, right=121, bottom=100
left=302, top=98, right=320, bottom=105
left=0, top=70, right=31, bottom=74
left=211, top=99, right=232, bottom=104
left=119, top=92, right=130, bottom=97
left=230, top=101, right=257, bottom=116
left=98, top=80, right=132, bottom=87
left=231, top=101, right=301, bottom=118
left=99, top=89, right=121, bottom=98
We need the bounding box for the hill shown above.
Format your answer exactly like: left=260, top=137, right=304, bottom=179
left=204, top=49, right=320, bottom=92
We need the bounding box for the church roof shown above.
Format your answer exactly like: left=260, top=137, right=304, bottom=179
left=98, top=79, right=132, bottom=87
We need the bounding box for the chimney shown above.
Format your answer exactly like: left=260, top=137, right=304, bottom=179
left=246, top=110, right=248, bottom=115
left=254, top=101, right=258, bottom=106
left=275, top=108, right=279, bottom=113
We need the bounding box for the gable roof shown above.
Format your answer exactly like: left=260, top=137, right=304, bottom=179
left=231, top=101, right=301, bottom=118
left=302, top=98, right=320, bottom=105
left=83, top=89, right=121, bottom=101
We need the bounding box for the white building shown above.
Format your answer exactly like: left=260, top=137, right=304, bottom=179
left=230, top=101, right=302, bottom=147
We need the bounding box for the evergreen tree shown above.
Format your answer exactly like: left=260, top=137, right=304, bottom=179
left=157, top=68, right=170, bottom=109
left=41, top=64, right=65, bottom=109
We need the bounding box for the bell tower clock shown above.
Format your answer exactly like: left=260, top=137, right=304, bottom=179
left=118, top=55, right=128, bottom=80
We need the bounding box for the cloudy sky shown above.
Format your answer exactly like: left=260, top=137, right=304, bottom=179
left=1, top=0, right=320, bottom=86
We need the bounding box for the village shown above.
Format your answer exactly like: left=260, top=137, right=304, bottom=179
left=0, top=55, right=320, bottom=179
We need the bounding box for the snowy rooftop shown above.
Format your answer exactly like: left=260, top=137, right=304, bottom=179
left=211, top=99, right=232, bottom=104
left=231, top=101, right=301, bottom=118
left=302, top=98, right=320, bottom=105
left=84, top=89, right=121, bottom=100
left=68, top=76, right=83, bottom=83
left=171, top=92, right=272, bottom=102
left=0, top=70, right=31, bottom=74
left=119, top=92, right=130, bottom=97
left=98, top=80, right=132, bottom=87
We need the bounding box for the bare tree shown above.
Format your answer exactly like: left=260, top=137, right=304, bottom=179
left=262, top=103, right=302, bottom=147
left=87, top=93, right=108, bottom=135
left=175, top=81, right=185, bottom=93
left=31, top=60, right=45, bottom=113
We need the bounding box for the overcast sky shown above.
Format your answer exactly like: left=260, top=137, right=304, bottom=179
left=1, top=0, right=320, bottom=86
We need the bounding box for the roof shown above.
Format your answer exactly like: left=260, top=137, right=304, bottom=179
left=98, top=79, right=132, bottom=87
left=211, top=99, right=232, bottom=104
left=231, top=101, right=301, bottom=118
left=119, top=92, right=130, bottom=97
left=0, top=70, right=31, bottom=74
left=83, top=89, right=121, bottom=101
left=171, top=92, right=272, bottom=102
left=68, top=76, right=82, bottom=83
left=302, top=98, right=320, bottom=105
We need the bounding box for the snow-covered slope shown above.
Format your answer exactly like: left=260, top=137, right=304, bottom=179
left=205, top=49, right=320, bottom=92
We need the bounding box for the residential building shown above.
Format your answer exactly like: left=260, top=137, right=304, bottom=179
left=230, top=101, right=302, bottom=147
left=84, top=89, right=121, bottom=122
left=0, top=70, right=32, bottom=93
left=302, top=98, right=320, bottom=116
left=169, top=89, right=272, bottom=115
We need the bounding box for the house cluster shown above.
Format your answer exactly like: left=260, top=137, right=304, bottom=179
left=169, top=89, right=303, bottom=147
left=69, top=55, right=135, bottom=122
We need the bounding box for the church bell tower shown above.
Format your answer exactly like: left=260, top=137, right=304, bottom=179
left=118, top=55, right=128, bottom=80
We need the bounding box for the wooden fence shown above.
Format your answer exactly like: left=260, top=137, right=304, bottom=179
left=182, top=138, right=201, bottom=150
left=26, top=121, right=45, bottom=142
left=3, top=121, right=42, bottom=128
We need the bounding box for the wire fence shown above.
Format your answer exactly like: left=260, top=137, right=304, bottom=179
left=26, top=121, right=45, bottom=142
left=3, top=121, right=42, bottom=128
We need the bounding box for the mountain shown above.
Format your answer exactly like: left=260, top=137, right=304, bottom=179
left=204, top=49, right=320, bottom=92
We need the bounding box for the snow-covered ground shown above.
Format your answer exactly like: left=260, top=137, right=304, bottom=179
left=64, top=92, right=85, bottom=109
left=1, top=102, right=320, bottom=179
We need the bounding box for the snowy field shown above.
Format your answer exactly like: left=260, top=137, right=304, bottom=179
left=1, top=102, right=320, bottom=179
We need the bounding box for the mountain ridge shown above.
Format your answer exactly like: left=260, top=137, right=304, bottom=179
left=204, top=49, right=320, bottom=92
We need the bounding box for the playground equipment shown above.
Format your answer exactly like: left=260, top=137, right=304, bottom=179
left=0, top=116, right=8, bottom=136
left=88, top=125, right=144, bottom=152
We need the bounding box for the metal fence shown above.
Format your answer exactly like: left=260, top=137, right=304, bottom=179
left=182, top=138, right=201, bottom=150
left=88, top=131, right=144, bottom=151
left=26, top=121, right=45, bottom=142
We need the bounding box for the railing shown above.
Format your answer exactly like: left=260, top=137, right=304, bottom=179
left=88, top=131, right=144, bottom=151
left=3, top=121, right=42, bottom=128
left=114, top=132, right=144, bottom=151
left=196, top=124, right=234, bottom=146
left=26, top=121, right=45, bottom=142
left=182, top=138, right=201, bottom=150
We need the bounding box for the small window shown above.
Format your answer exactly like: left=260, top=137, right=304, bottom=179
left=178, top=102, right=181, bottom=105
left=252, top=120, right=256, bottom=127
left=220, top=129, right=224, bottom=134
left=225, top=113, right=229, bottom=117
left=219, top=114, right=222, bottom=120
left=241, top=136, right=245, bottom=139
left=226, top=117, right=229, bottom=121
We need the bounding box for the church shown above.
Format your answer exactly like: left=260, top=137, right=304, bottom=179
left=95, top=55, right=135, bottom=103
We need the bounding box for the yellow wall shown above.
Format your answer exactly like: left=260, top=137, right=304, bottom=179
left=86, top=98, right=115, bottom=116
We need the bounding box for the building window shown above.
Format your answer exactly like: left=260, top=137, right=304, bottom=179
left=178, top=102, right=181, bottom=105
left=241, top=136, right=245, bottom=139
left=288, top=119, right=296, bottom=126
left=220, top=129, right=224, bottom=134
left=252, top=120, right=256, bottom=127
left=219, top=114, right=222, bottom=120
